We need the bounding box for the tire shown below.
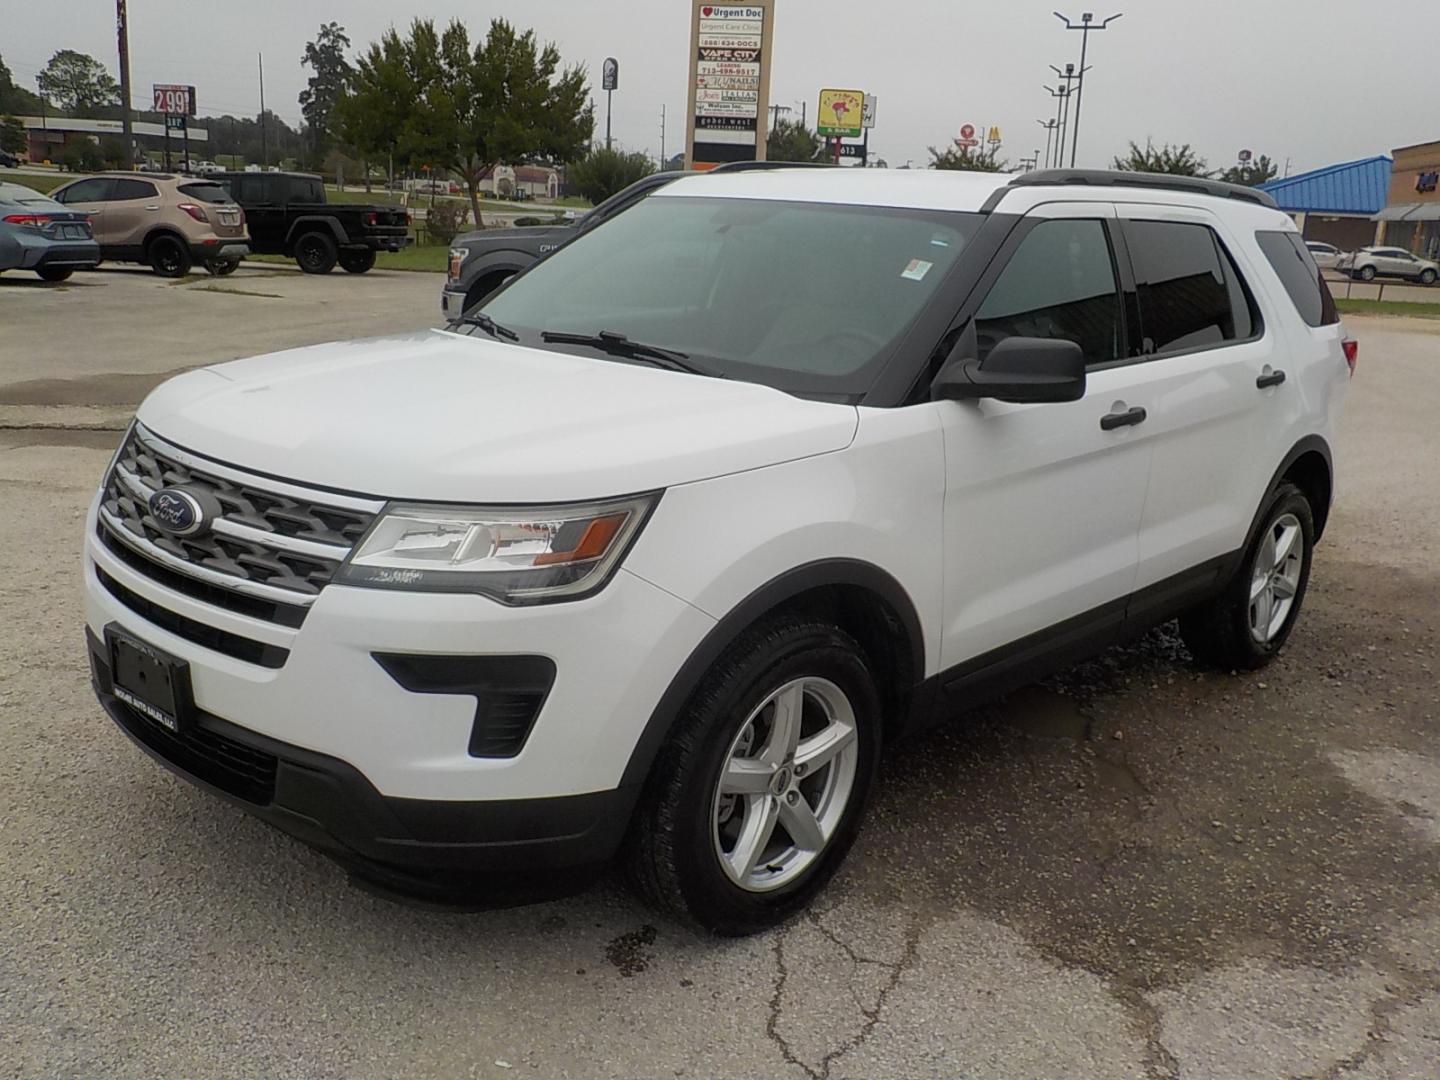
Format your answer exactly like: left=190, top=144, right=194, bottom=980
left=294, top=230, right=338, bottom=274
left=36, top=267, right=73, bottom=282
left=1421, top=269, right=1437, bottom=286
left=1179, top=482, right=1315, bottom=671
left=625, top=614, right=881, bottom=935
left=339, top=249, right=377, bottom=274
left=1359, top=265, right=1377, bottom=281
left=205, top=258, right=240, bottom=277
left=148, top=235, right=192, bottom=278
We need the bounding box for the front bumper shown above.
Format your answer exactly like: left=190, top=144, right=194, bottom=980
left=87, top=629, right=633, bottom=900
left=441, top=285, right=467, bottom=321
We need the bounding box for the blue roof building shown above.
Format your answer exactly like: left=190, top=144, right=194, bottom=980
left=1258, top=156, right=1391, bottom=249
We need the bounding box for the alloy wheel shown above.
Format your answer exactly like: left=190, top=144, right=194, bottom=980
left=711, top=676, right=860, bottom=893
left=1249, top=512, right=1304, bottom=644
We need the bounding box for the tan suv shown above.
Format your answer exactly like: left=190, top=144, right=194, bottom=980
left=50, top=173, right=249, bottom=278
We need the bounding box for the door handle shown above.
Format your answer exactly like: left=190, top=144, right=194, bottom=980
left=1100, top=406, right=1147, bottom=431
left=1256, top=369, right=1287, bottom=389
left=145, top=205, right=160, bottom=211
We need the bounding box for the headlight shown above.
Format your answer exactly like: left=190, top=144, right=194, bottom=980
left=447, top=247, right=469, bottom=281
left=334, top=493, right=659, bottom=604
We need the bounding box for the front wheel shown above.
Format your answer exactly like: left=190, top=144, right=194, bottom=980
left=339, top=249, right=377, bottom=274
left=626, top=615, right=880, bottom=935
left=294, top=231, right=338, bottom=274
left=36, top=267, right=73, bottom=282
left=205, top=258, right=240, bottom=277
left=1358, top=265, right=1377, bottom=281
left=1180, top=482, right=1315, bottom=671
left=1420, top=269, right=1437, bottom=286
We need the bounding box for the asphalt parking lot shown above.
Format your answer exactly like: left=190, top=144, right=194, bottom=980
left=1, top=269, right=1438, bottom=1079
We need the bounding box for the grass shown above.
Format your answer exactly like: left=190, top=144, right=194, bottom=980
left=5, top=173, right=69, bottom=194
left=244, top=243, right=448, bottom=273
left=1336, top=298, right=1440, bottom=320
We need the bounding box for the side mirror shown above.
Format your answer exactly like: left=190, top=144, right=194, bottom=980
left=931, top=335, right=1087, bottom=404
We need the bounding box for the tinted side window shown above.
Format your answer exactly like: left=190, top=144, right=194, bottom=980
left=111, top=179, right=158, bottom=201
left=289, top=177, right=323, bottom=203
left=1127, top=220, right=1250, bottom=355
left=234, top=177, right=266, bottom=203
left=975, top=218, right=1122, bottom=368
left=1256, top=231, right=1339, bottom=328
left=55, top=178, right=112, bottom=203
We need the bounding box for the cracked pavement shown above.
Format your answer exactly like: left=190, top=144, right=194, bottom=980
left=1, top=275, right=1438, bottom=1079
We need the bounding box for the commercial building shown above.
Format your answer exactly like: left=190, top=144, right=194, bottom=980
left=1375, top=140, right=1440, bottom=260
left=18, top=115, right=208, bottom=165
left=1257, top=156, right=1391, bottom=251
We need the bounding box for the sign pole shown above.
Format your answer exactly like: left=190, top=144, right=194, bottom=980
left=164, top=124, right=170, bottom=172
left=606, top=90, right=613, bottom=150
left=182, top=122, right=190, bottom=172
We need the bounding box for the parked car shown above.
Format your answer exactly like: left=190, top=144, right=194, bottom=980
left=214, top=170, right=410, bottom=274
left=0, top=180, right=100, bottom=280
left=1337, top=245, right=1439, bottom=284
left=0, top=149, right=21, bottom=169
left=84, top=168, right=1352, bottom=934
left=49, top=173, right=249, bottom=278
left=193, top=161, right=224, bottom=175
left=1304, top=240, right=1343, bottom=271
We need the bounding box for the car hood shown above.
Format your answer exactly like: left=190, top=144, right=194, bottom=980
left=454, top=223, right=572, bottom=246
left=136, top=330, right=858, bottom=502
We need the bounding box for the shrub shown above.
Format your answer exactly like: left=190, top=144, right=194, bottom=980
left=566, top=147, right=655, bottom=205
left=424, top=202, right=470, bottom=245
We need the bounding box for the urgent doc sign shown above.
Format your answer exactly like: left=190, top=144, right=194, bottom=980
left=686, top=1, right=777, bottom=169
left=152, top=84, right=196, bottom=116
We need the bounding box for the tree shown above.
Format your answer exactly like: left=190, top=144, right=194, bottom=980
left=1, top=115, right=26, bottom=156
left=99, top=135, right=128, bottom=168
left=1218, top=154, right=1279, bottom=187
left=567, top=146, right=654, bottom=204
left=35, top=50, right=119, bottom=115
left=339, top=18, right=593, bottom=226
left=1113, top=139, right=1210, bottom=177
left=299, top=22, right=352, bottom=166
left=0, top=55, right=44, bottom=115
left=767, top=118, right=824, bottom=163
left=928, top=144, right=1007, bottom=172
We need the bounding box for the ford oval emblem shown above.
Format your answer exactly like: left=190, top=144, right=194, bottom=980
left=148, top=488, right=207, bottom=537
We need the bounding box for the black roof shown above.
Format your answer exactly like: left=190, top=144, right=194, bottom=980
left=214, top=170, right=323, bottom=181
left=1007, top=169, right=1278, bottom=209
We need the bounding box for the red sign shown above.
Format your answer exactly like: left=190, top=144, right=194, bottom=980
left=959, top=123, right=976, bottom=141
left=152, top=84, right=196, bottom=116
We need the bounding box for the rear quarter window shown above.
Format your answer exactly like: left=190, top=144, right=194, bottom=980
left=178, top=183, right=233, bottom=205
left=1125, top=219, right=1259, bottom=355
left=1256, top=231, right=1339, bottom=328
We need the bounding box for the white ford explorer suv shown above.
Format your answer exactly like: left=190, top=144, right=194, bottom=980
left=85, top=167, right=1354, bottom=934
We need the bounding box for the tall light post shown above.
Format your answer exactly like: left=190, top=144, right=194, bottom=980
left=1042, top=84, right=1070, bottom=168
left=1054, top=11, right=1122, bottom=167
left=1037, top=118, right=1058, bottom=169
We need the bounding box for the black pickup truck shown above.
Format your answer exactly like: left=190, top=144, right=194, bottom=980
left=215, top=171, right=411, bottom=274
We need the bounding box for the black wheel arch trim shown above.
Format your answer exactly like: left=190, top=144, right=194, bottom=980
left=617, top=558, right=926, bottom=792
left=284, top=215, right=347, bottom=249
left=1254, top=434, right=1333, bottom=546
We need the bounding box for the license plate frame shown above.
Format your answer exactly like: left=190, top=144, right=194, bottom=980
left=218, top=211, right=240, bottom=226
left=60, top=224, right=87, bottom=240
left=106, top=626, right=195, bottom=733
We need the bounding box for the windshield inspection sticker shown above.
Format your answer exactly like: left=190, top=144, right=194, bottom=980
left=901, top=258, right=933, bottom=281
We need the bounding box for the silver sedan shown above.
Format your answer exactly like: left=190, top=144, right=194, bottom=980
left=0, top=180, right=101, bottom=282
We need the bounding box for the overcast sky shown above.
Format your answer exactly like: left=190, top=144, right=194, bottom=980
left=4, top=0, right=1435, bottom=174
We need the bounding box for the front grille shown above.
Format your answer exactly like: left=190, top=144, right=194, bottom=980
left=110, top=697, right=278, bottom=805
left=98, top=425, right=381, bottom=621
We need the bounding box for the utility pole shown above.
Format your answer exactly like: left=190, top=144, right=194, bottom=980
left=1055, top=11, right=1123, bottom=168
left=769, top=102, right=791, bottom=130
left=116, top=0, right=134, bottom=167
left=258, top=53, right=267, bottom=167
left=660, top=105, right=666, bottom=167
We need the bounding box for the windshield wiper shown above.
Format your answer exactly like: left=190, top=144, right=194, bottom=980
left=455, top=311, right=519, bottom=341
left=539, top=329, right=716, bottom=376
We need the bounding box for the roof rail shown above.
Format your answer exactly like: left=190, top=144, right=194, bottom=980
left=709, top=160, right=835, bottom=173
left=1006, top=168, right=1278, bottom=209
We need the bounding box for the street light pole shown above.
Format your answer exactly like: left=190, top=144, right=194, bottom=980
left=1037, top=119, right=1057, bottom=169
left=1054, top=11, right=1122, bottom=168
left=1043, top=85, right=1069, bottom=168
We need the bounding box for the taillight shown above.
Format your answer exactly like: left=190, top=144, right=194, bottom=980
left=364, top=210, right=378, bottom=226
left=1342, top=338, right=1358, bottom=377
left=2, top=213, right=53, bottom=228
left=178, top=203, right=208, bottom=223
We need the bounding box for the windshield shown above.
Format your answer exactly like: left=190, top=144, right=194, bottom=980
left=479, top=195, right=983, bottom=397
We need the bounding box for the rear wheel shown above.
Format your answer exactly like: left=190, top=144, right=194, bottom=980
left=339, top=249, right=377, bottom=274
left=1180, top=482, right=1315, bottom=671
left=36, top=267, right=73, bottom=282
left=147, top=235, right=192, bottom=278
left=626, top=615, right=880, bottom=935
left=294, top=231, right=338, bottom=274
